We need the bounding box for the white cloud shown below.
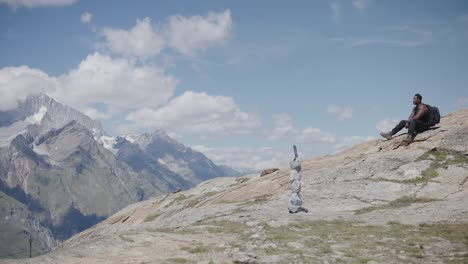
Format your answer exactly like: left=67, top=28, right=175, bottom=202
left=192, top=145, right=290, bottom=172
left=165, top=9, right=232, bottom=56
left=126, top=91, right=261, bottom=136
left=376, top=118, right=399, bottom=132
left=353, top=0, right=371, bottom=10
left=102, top=17, right=165, bottom=58
left=331, top=25, right=432, bottom=48
left=330, top=2, right=341, bottom=23
left=54, top=52, right=177, bottom=113
left=330, top=37, right=426, bottom=47
left=101, top=10, right=232, bottom=59
left=333, top=135, right=375, bottom=151
left=0, top=66, right=58, bottom=111
left=82, top=107, right=111, bottom=120
left=327, top=105, right=353, bottom=120
left=455, top=96, right=468, bottom=108
left=267, top=114, right=297, bottom=140
left=0, top=0, right=77, bottom=9
left=81, top=11, right=92, bottom=24
left=297, top=127, right=337, bottom=144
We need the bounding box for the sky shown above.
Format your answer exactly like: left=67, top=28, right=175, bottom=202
left=1, top=0, right=467, bottom=171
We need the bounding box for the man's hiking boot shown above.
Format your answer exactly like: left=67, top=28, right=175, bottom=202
left=379, top=131, right=393, bottom=140
left=401, top=135, right=414, bottom=146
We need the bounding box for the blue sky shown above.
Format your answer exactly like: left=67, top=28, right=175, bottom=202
left=1, top=0, right=467, bottom=171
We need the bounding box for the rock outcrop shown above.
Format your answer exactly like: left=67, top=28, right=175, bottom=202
left=4, top=109, right=468, bottom=264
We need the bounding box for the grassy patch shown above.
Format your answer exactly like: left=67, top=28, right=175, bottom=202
left=242, top=194, right=272, bottom=206
left=164, top=194, right=189, bottom=208
left=406, top=150, right=468, bottom=184
left=181, top=244, right=208, bottom=254
left=165, top=258, right=188, bottom=263
left=419, top=223, right=468, bottom=245
left=354, top=196, right=441, bottom=215
left=259, top=220, right=468, bottom=263
left=355, top=258, right=372, bottom=264
left=185, top=191, right=218, bottom=208
left=264, top=247, right=280, bottom=255
left=143, top=213, right=161, bottom=222
left=145, top=227, right=196, bottom=235
left=204, top=220, right=247, bottom=237
left=235, top=177, right=250, bottom=184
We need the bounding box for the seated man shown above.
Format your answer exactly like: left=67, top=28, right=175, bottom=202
left=380, top=93, right=430, bottom=144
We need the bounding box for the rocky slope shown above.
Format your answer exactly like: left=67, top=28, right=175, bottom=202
left=5, top=109, right=467, bottom=264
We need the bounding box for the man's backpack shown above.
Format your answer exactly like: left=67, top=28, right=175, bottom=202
left=425, top=104, right=440, bottom=127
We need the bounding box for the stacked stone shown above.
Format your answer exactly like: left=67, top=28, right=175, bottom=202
left=288, top=159, right=303, bottom=213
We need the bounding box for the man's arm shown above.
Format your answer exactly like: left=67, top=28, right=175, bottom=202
left=413, top=104, right=428, bottom=120
left=408, top=108, right=415, bottom=121
left=406, top=108, right=416, bottom=128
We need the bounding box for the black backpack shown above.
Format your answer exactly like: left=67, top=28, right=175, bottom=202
left=425, top=104, right=440, bottom=127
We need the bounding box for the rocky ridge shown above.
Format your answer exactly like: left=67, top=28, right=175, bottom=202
left=5, top=109, right=467, bottom=263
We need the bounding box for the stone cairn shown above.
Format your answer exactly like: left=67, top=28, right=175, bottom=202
left=288, top=145, right=306, bottom=213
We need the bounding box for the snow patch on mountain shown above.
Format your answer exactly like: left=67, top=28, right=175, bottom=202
left=99, top=135, right=118, bottom=154
left=25, top=106, right=47, bottom=125
left=124, top=134, right=139, bottom=144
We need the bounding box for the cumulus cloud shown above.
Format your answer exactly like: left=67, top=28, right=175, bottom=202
left=165, top=9, right=232, bottom=56
left=0, top=0, right=77, bottom=9
left=327, top=105, right=353, bottom=120
left=55, top=52, right=177, bottom=112
left=101, top=10, right=232, bottom=59
left=0, top=52, right=177, bottom=118
left=297, top=127, right=337, bottom=144
left=376, top=118, right=399, bottom=132
left=102, top=17, right=165, bottom=58
left=267, top=114, right=297, bottom=140
left=0, top=66, right=58, bottom=111
left=126, top=91, right=261, bottom=136
left=81, top=11, right=92, bottom=24
left=192, top=145, right=290, bottom=172
left=82, top=107, right=111, bottom=120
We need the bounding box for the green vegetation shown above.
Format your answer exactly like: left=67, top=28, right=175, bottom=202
left=405, top=149, right=468, bottom=184
left=255, top=220, right=468, bottom=263
left=242, top=194, right=272, bottom=206
left=145, top=227, right=196, bottom=235
left=354, top=196, right=440, bottom=215
left=165, top=258, right=188, bottom=263
left=185, top=191, right=218, bottom=208
left=144, top=213, right=161, bottom=222
left=181, top=244, right=208, bottom=254
left=235, top=177, right=249, bottom=184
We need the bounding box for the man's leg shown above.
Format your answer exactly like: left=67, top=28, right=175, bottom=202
left=380, top=120, right=407, bottom=139
left=408, top=120, right=429, bottom=139
left=391, top=120, right=407, bottom=135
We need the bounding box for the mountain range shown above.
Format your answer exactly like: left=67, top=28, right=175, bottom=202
left=0, top=94, right=239, bottom=258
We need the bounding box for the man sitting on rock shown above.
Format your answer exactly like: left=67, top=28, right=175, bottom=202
left=380, top=93, right=430, bottom=145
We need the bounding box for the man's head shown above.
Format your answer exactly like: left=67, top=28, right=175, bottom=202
left=413, top=93, right=422, bottom=105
